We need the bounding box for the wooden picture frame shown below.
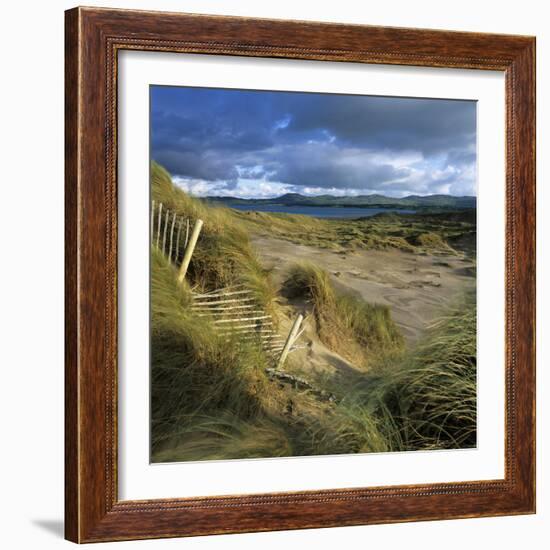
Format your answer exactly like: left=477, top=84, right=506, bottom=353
left=65, top=6, right=536, bottom=543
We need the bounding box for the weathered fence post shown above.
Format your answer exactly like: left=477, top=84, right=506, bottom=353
left=177, top=219, right=204, bottom=283
left=161, top=208, right=170, bottom=254
left=185, top=218, right=190, bottom=248
left=277, top=314, right=304, bottom=369
left=150, top=200, right=156, bottom=243
left=156, top=203, right=163, bottom=248
left=168, top=211, right=177, bottom=260
left=174, top=219, right=183, bottom=263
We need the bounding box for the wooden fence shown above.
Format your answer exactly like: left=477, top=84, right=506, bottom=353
left=151, top=200, right=193, bottom=265
left=190, top=284, right=303, bottom=364
left=151, top=200, right=303, bottom=368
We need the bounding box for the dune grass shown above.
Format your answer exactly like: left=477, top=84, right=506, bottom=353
left=283, top=262, right=404, bottom=366
left=232, top=204, right=475, bottom=256
left=153, top=412, right=295, bottom=463
left=323, top=292, right=477, bottom=452
left=150, top=248, right=281, bottom=456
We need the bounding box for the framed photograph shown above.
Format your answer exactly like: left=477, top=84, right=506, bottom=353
left=65, top=7, right=536, bottom=543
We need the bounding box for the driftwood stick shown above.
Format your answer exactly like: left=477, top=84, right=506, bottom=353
left=265, top=368, right=337, bottom=403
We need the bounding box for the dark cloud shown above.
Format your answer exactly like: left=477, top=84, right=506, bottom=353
left=266, top=144, right=408, bottom=190
left=150, top=85, right=476, bottom=197
left=279, top=95, right=476, bottom=155
left=153, top=149, right=240, bottom=182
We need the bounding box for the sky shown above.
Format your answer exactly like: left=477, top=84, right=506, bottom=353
left=151, top=85, right=477, bottom=199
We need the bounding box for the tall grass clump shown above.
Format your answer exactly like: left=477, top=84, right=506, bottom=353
left=150, top=248, right=277, bottom=459
left=381, top=293, right=477, bottom=449
left=331, top=292, right=477, bottom=451
left=152, top=413, right=294, bottom=463
left=283, top=262, right=404, bottom=366
left=411, top=231, right=453, bottom=252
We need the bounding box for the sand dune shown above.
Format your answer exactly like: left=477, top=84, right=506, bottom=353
left=252, top=236, right=476, bottom=345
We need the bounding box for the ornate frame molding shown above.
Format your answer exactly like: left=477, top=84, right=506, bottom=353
left=65, top=7, right=535, bottom=542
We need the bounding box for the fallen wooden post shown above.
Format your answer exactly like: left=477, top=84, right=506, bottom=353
left=276, top=314, right=303, bottom=369
left=265, top=368, right=337, bottom=403
left=177, top=219, right=203, bottom=283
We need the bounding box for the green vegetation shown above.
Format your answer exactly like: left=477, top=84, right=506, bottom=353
left=151, top=247, right=279, bottom=456
left=232, top=208, right=475, bottom=255
left=283, top=262, right=404, bottom=366
left=154, top=290, right=477, bottom=460
left=209, top=191, right=476, bottom=210
left=327, top=292, right=477, bottom=452
left=150, top=163, right=477, bottom=462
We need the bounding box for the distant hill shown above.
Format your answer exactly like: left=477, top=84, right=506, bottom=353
left=206, top=193, right=476, bottom=210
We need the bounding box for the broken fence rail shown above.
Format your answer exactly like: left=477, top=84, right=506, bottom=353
left=190, top=284, right=303, bottom=364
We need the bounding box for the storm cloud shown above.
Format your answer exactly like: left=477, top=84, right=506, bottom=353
left=151, top=86, right=476, bottom=198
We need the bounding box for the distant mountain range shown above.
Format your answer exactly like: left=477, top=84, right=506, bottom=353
left=206, top=193, right=476, bottom=210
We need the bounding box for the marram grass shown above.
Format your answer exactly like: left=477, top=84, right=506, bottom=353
left=282, top=262, right=404, bottom=366
left=326, top=292, right=477, bottom=452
